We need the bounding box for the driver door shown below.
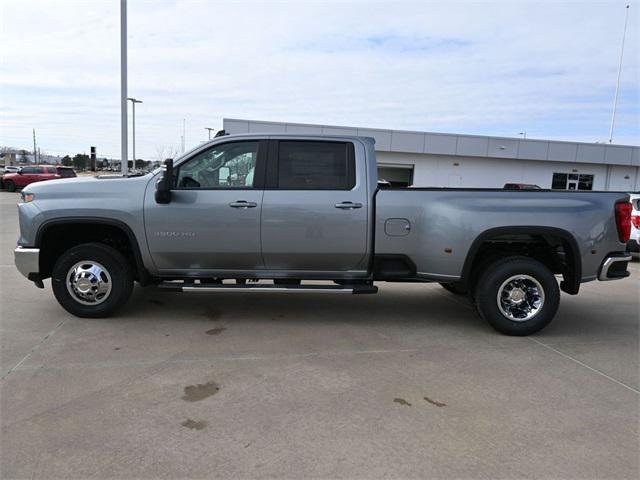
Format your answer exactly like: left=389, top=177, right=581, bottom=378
left=144, top=140, right=267, bottom=273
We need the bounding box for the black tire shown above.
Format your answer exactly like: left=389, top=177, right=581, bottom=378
left=4, top=180, right=15, bottom=192
left=475, top=256, right=559, bottom=336
left=439, top=282, right=468, bottom=295
left=52, top=242, right=133, bottom=318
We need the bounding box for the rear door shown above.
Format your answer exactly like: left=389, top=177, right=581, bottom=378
left=261, top=139, right=369, bottom=273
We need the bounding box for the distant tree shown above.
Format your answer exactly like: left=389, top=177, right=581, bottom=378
left=72, top=153, right=89, bottom=170
left=155, top=145, right=179, bottom=164
left=19, top=150, right=29, bottom=163
left=101, top=159, right=109, bottom=169
left=135, top=159, right=150, bottom=170
left=61, top=155, right=72, bottom=167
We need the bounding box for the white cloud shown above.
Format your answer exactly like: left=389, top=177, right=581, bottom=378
left=1, top=0, right=638, bottom=159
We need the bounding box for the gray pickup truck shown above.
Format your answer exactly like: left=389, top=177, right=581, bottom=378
left=14, top=134, right=633, bottom=335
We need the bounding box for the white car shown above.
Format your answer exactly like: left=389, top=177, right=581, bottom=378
left=628, top=194, right=640, bottom=259
left=0, top=165, right=21, bottom=175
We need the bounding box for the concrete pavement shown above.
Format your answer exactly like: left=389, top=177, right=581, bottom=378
left=1, top=191, right=638, bottom=479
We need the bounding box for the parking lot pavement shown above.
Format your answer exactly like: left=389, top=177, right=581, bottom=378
left=1, top=191, right=638, bottom=479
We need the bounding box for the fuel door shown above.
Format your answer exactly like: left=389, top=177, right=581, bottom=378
left=384, top=218, right=411, bottom=236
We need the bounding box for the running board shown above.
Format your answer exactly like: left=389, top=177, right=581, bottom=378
left=158, top=282, right=378, bottom=295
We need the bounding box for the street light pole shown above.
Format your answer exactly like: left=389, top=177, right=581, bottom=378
left=205, top=127, right=215, bottom=140
left=128, top=97, right=143, bottom=167
left=609, top=4, right=630, bottom=143
left=120, top=0, right=128, bottom=176
left=519, top=132, right=527, bottom=139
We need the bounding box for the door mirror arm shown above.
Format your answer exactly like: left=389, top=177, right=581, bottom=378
left=155, top=158, right=174, bottom=204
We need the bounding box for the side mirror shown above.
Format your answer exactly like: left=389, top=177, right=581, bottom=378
left=155, top=158, right=174, bottom=204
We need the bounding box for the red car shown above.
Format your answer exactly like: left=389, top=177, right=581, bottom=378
left=1, top=165, right=76, bottom=192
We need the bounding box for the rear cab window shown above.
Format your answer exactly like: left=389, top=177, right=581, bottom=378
left=272, top=141, right=355, bottom=190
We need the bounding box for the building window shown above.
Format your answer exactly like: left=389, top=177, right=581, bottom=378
left=551, top=173, right=594, bottom=191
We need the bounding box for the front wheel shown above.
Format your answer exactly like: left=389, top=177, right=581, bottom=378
left=52, top=243, right=133, bottom=318
left=4, top=180, right=15, bottom=192
left=475, top=256, right=559, bottom=336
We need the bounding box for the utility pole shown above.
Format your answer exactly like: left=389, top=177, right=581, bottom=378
left=33, top=129, right=37, bottom=164
left=128, top=97, right=143, bottom=167
left=609, top=4, right=630, bottom=143
left=181, top=118, right=186, bottom=153
left=519, top=131, right=527, bottom=140
left=205, top=127, right=215, bottom=140
left=120, top=0, right=128, bottom=176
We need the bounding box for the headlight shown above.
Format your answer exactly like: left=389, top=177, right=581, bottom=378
left=20, top=192, right=35, bottom=203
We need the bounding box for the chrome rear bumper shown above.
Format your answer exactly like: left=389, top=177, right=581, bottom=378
left=598, top=254, right=632, bottom=281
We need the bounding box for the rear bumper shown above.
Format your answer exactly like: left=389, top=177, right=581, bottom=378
left=598, top=253, right=632, bottom=281
left=14, top=247, right=40, bottom=279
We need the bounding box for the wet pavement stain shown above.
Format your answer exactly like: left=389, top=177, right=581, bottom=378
left=149, top=299, right=164, bottom=306
left=205, top=327, right=226, bottom=336
left=424, top=396, right=446, bottom=407
left=181, top=419, right=208, bottom=430
left=182, top=381, right=220, bottom=402
left=114, top=347, right=120, bottom=351
left=393, top=398, right=412, bottom=407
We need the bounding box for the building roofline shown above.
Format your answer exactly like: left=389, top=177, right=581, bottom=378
left=223, top=118, right=639, bottom=167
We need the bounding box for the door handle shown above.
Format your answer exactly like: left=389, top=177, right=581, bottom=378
left=229, top=201, right=257, bottom=208
left=335, top=201, right=362, bottom=209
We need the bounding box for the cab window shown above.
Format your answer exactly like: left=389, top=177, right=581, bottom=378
left=276, top=141, right=355, bottom=190
left=175, top=141, right=260, bottom=189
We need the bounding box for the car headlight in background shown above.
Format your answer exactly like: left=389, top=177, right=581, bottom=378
left=20, top=192, right=35, bottom=203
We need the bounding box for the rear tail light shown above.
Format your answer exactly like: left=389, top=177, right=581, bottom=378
left=632, top=215, right=640, bottom=229
left=615, top=202, right=632, bottom=243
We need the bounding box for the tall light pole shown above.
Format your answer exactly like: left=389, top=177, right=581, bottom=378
left=120, top=0, right=128, bottom=176
left=609, top=4, right=630, bottom=144
left=128, top=97, right=142, bottom=167
left=205, top=127, right=215, bottom=140
left=519, top=131, right=527, bottom=139
left=181, top=118, right=186, bottom=153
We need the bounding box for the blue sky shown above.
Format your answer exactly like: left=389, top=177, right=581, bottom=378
left=1, top=0, right=638, bottom=160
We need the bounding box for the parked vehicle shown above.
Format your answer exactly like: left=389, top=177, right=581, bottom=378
left=628, top=194, right=640, bottom=258
left=2, top=166, right=76, bottom=191
left=0, top=165, right=21, bottom=175
left=503, top=183, right=542, bottom=190
left=14, top=135, right=633, bottom=335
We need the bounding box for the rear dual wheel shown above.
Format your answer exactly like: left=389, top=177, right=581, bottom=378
left=474, top=256, right=559, bottom=336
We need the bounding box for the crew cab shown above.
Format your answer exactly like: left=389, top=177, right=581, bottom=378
left=14, top=134, right=633, bottom=335
left=2, top=165, right=76, bottom=192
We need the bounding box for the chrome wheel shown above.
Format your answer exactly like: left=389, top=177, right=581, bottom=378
left=496, top=274, right=545, bottom=322
left=66, top=261, right=112, bottom=305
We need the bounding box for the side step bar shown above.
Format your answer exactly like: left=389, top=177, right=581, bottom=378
left=158, top=282, right=378, bottom=295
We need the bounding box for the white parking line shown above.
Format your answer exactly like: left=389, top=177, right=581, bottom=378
left=1, top=319, right=68, bottom=380
left=528, top=337, right=639, bottom=395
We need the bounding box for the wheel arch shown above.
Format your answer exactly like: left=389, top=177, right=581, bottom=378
left=459, top=226, right=582, bottom=295
left=35, top=217, right=150, bottom=284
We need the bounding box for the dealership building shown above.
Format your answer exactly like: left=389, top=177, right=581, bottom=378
left=223, top=118, right=639, bottom=192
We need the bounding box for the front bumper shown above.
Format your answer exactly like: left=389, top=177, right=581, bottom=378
left=598, top=253, right=632, bottom=281
left=14, top=246, right=40, bottom=280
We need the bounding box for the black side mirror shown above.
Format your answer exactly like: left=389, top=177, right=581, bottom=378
left=155, top=158, right=174, bottom=204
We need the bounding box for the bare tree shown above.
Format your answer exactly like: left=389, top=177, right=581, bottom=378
left=155, top=145, right=179, bottom=164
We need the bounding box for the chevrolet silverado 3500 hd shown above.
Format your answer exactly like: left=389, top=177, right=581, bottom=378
left=14, top=134, right=633, bottom=335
